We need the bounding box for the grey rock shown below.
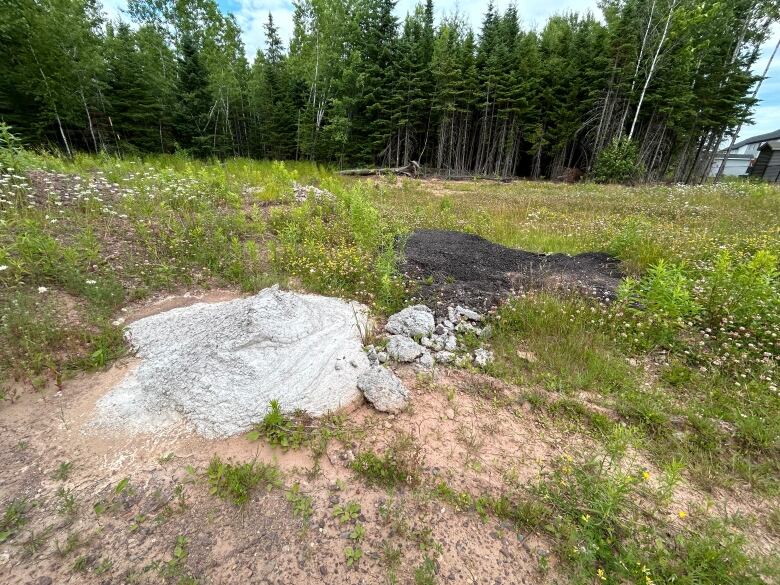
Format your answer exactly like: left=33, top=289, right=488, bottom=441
left=420, top=336, right=434, bottom=348
left=434, top=350, right=455, bottom=364
left=377, top=351, right=388, bottom=364
left=443, top=319, right=454, bottom=329
left=447, top=306, right=457, bottom=323
left=386, top=335, right=425, bottom=362
left=473, top=348, right=494, bottom=367
left=456, top=306, right=483, bottom=322
left=385, top=305, right=435, bottom=337
left=478, top=324, right=493, bottom=338
left=416, top=351, right=434, bottom=369
left=456, top=321, right=478, bottom=334
left=429, top=335, right=445, bottom=351
left=94, top=287, right=370, bottom=438
left=435, top=324, right=446, bottom=336
left=445, top=334, right=457, bottom=351
left=357, top=366, right=409, bottom=413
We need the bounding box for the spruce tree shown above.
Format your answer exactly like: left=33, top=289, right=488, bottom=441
left=175, top=32, right=212, bottom=156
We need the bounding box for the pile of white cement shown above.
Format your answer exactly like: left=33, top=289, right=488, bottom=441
left=92, top=287, right=370, bottom=438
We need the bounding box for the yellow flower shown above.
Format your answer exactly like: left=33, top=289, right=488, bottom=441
left=581, top=514, right=591, bottom=523
left=642, top=470, right=650, bottom=481
left=678, top=510, right=688, bottom=519
left=597, top=568, right=607, bottom=581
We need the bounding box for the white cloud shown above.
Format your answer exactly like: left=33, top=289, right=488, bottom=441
left=396, top=0, right=601, bottom=31
left=230, top=0, right=294, bottom=60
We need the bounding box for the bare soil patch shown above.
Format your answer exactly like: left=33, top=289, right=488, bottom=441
left=0, top=361, right=566, bottom=584
left=402, top=229, right=623, bottom=313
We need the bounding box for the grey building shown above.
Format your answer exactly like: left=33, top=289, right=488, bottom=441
left=750, top=140, right=780, bottom=182
left=709, top=128, right=780, bottom=177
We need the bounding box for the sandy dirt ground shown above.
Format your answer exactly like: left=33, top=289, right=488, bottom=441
left=1, top=292, right=776, bottom=585
left=0, top=291, right=569, bottom=585
left=0, top=362, right=569, bottom=585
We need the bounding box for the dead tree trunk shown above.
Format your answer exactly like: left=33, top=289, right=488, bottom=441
left=339, top=161, right=421, bottom=177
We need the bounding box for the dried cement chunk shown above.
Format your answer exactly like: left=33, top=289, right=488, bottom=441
left=93, top=287, right=370, bottom=438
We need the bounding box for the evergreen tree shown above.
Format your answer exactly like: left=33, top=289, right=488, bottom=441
left=174, top=32, right=212, bottom=156
left=1, top=0, right=776, bottom=182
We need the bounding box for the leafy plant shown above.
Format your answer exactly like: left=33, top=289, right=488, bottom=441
left=52, top=461, right=74, bottom=481
left=349, top=522, right=365, bottom=541
left=159, top=535, right=196, bottom=583
left=248, top=400, right=308, bottom=449
left=206, top=456, right=282, bottom=506
left=0, top=124, right=31, bottom=171
left=56, top=487, right=78, bottom=517
left=414, top=555, right=437, bottom=585
left=0, top=498, right=31, bottom=543
left=286, top=482, right=313, bottom=521
left=344, top=545, right=363, bottom=567
left=333, top=501, right=361, bottom=523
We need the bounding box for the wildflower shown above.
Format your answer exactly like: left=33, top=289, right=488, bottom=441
left=642, top=470, right=650, bottom=481
left=597, top=568, right=607, bottom=581
left=677, top=510, right=688, bottom=519
left=0, top=265, right=7, bottom=271
left=85, top=279, right=97, bottom=285
left=38, top=286, right=48, bottom=293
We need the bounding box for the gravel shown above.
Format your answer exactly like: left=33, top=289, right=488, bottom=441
left=403, top=229, right=623, bottom=313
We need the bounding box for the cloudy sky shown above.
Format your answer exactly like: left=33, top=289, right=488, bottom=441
left=103, top=0, right=779, bottom=142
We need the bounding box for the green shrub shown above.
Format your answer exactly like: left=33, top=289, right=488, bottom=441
left=618, top=260, right=699, bottom=348
left=0, top=124, right=33, bottom=172
left=591, top=137, right=643, bottom=184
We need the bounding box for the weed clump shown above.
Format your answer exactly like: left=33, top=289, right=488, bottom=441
left=206, top=456, right=282, bottom=506
left=351, top=434, right=424, bottom=489
left=248, top=400, right=309, bottom=449
left=268, top=179, right=405, bottom=311
left=531, top=454, right=769, bottom=584
left=0, top=498, right=31, bottom=543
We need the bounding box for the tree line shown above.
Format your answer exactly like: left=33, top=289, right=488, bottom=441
left=0, top=0, right=777, bottom=182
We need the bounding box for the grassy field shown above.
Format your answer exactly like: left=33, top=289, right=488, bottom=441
left=1, top=146, right=779, bottom=583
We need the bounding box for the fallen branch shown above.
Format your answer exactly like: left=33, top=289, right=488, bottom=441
left=339, top=161, right=420, bottom=177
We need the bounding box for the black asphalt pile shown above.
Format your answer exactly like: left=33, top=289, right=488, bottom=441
left=402, top=229, right=623, bottom=314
